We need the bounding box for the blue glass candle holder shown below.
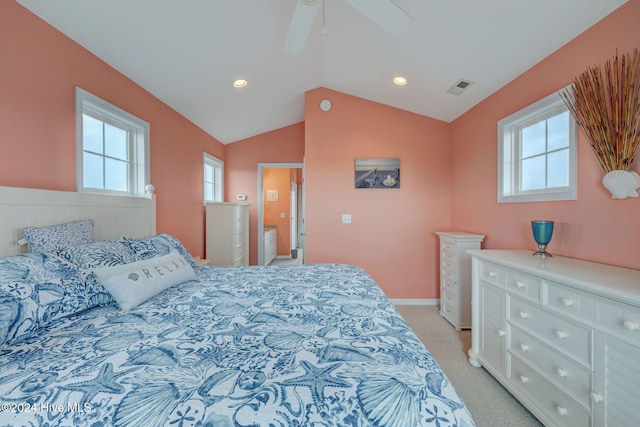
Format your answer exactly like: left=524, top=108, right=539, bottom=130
left=531, top=220, right=554, bottom=257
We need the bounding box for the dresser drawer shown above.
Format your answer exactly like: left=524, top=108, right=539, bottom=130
left=442, top=276, right=457, bottom=296
left=441, top=267, right=456, bottom=282
left=510, top=324, right=592, bottom=407
left=440, top=240, right=456, bottom=253
left=440, top=296, right=458, bottom=321
left=509, top=356, right=591, bottom=427
left=599, top=301, right=640, bottom=347
left=545, top=281, right=599, bottom=325
left=479, top=261, right=507, bottom=288
left=231, top=233, right=249, bottom=246
left=506, top=271, right=541, bottom=303
left=233, top=241, right=248, bottom=258
left=509, top=296, right=591, bottom=367
left=442, top=286, right=457, bottom=306
left=232, top=254, right=249, bottom=267
left=441, top=252, right=457, bottom=272
left=234, top=215, right=248, bottom=232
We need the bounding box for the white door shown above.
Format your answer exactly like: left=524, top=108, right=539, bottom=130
left=290, top=181, right=298, bottom=253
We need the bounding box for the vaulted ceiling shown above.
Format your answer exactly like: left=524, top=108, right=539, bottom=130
left=17, top=0, right=627, bottom=143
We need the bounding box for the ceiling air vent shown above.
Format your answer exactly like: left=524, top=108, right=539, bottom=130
left=447, top=79, right=474, bottom=95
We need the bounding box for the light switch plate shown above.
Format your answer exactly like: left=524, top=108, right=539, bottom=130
left=342, top=214, right=352, bottom=224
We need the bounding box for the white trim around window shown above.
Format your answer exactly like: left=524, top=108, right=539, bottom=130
left=75, top=87, right=150, bottom=197
left=203, top=152, right=224, bottom=204
left=498, top=90, right=577, bottom=203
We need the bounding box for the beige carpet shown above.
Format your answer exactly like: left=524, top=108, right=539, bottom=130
left=395, top=305, right=544, bottom=427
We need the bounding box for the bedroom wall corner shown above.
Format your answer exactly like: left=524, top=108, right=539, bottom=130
left=1, top=1, right=226, bottom=259
left=449, top=0, right=640, bottom=270
left=224, top=122, right=305, bottom=265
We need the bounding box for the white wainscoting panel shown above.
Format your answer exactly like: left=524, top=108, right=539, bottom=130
left=0, top=186, right=155, bottom=258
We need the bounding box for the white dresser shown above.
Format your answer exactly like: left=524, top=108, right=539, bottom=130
left=435, top=231, right=485, bottom=329
left=468, top=250, right=640, bottom=427
left=205, top=202, right=249, bottom=266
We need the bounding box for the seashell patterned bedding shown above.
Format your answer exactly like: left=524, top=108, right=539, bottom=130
left=0, top=256, right=475, bottom=426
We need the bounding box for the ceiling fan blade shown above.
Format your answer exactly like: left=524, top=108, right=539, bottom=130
left=344, top=0, right=412, bottom=36
left=283, top=0, right=320, bottom=55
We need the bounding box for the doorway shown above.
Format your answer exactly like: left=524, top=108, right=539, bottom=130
left=257, top=162, right=305, bottom=265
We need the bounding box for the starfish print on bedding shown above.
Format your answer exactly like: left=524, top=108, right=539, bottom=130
left=370, top=323, right=412, bottom=341
left=63, top=363, right=125, bottom=402
left=282, top=361, right=351, bottom=403
left=299, top=296, right=330, bottom=312
left=217, top=322, right=260, bottom=346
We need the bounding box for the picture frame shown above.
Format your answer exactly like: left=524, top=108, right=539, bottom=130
left=355, top=158, right=400, bottom=188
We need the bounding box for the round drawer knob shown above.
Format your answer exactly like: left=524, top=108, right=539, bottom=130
left=555, top=330, right=567, bottom=339
left=556, top=406, right=568, bottom=416
left=520, top=343, right=529, bottom=352
left=520, top=375, right=529, bottom=384
left=557, top=368, right=568, bottom=378
left=561, top=298, right=574, bottom=307
left=498, top=330, right=506, bottom=337
left=623, top=320, right=639, bottom=331
left=489, top=271, right=497, bottom=278
left=591, top=392, right=603, bottom=403
left=519, top=311, right=529, bottom=319
left=516, top=281, right=525, bottom=289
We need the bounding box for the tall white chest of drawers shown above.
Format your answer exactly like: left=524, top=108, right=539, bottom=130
left=205, top=202, right=249, bottom=266
left=435, top=232, right=485, bottom=330
left=468, top=250, right=640, bottom=427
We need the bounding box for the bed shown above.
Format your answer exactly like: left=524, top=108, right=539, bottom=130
left=0, top=186, right=475, bottom=427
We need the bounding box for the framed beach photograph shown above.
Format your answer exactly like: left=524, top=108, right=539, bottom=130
left=355, top=158, right=400, bottom=188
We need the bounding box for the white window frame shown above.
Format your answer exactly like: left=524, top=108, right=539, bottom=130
left=75, top=87, right=150, bottom=197
left=498, top=90, right=577, bottom=203
left=203, top=152, right=224, bottom=204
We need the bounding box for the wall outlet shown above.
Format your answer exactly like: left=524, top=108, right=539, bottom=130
left=342, top=214, right=352, bottom=224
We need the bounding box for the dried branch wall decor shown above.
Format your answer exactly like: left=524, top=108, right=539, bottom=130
left=560, top=49, right=640, bottom=199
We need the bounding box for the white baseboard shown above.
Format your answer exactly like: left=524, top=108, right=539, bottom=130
left=390, top=299, right=439, bottom=306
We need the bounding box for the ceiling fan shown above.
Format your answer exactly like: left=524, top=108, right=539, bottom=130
left=284, top=0, right=413, bottom=54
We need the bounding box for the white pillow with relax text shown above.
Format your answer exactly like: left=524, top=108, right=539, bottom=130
left=94, top=250, right=196, bottom=311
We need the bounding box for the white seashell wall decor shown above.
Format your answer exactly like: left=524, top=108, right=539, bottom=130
left=602, top=170, right=640, bottom=199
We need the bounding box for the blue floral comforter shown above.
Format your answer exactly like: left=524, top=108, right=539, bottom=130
left=1, top=264, right=475, bottom=427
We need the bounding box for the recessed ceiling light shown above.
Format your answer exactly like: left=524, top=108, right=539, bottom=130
left=233, top=79, right=247, bottom=88
left=393, top=76, right=408, bottom=86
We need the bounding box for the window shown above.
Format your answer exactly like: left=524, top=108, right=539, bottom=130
left=75, top=87, right=150, bottom=197
left=203, top=153, right=223, bottom=203
left=498, top=90, right=577, bottom=203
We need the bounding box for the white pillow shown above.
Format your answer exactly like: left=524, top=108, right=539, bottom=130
left=93, top=250, right=196, bottom=311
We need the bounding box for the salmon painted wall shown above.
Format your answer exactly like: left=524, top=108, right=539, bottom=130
left=0, top=2, right=225, bottom=257
left=304, top=88, right=451, bottom=299
left=450, top=0, right=640, bottom=270
left=224, top=123, right=305, bottom=265
left=263, top=168, right=292, bottom=256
